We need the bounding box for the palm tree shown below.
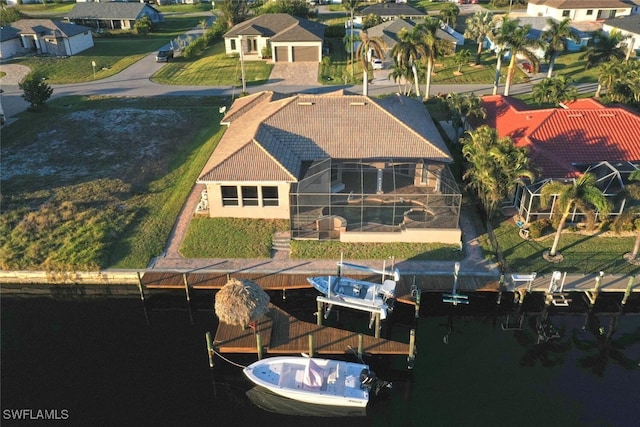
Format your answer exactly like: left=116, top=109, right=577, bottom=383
left=595, top=59, right=625, bottom=98
left=343, top=0, right=362, bottom=79
left=464, top=11, right=495, bottom=66
left=391, top=27, right=422, bottom=98
left=618, top=169, right=640, bottom=262
left=542, top=17, right=579, bottom=78
left=454, top=49, right=472, bottom=73
left=388, top=62, right=413, bottom=95
left=355, top=30, right=386, bottom=96
left=540, top=173, right=611, bottom=259
left=416, top=18, right=440, bottom=100
left=491, top=15, right=519, bottom=95
left=531, top=75, right=578, bottom=106
left=501, top=23, right=543, bottom=96
left=461, top=125, right=534, bottom=218
left=447, top=92, right=486, bottom=140
left=439, top=3, right=459, bottom=28
left=580, top=29, right=628, bottom=70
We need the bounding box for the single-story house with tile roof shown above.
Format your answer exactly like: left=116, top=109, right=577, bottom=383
left=603, top=15, right=640, bottom=57
left=481, top=95, right=640, bottom=223
left=359, top=3, right=428, bottom=21
left=526, top=0, right=633, bottom=22
left=0, top=19, right=94, bottom=59
left=366, top=18, right=460, bottom=59
left=223, top=14, right=326, bottom=62
left=65, top=3, right=163, bottom=31
left=196, top=91, right=462, bottom=244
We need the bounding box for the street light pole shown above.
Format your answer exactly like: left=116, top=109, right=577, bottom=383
left=239, top=35, right=246, bottom=94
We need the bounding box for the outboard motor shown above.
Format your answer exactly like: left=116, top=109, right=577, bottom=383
left=359, top=369, right=377, bottom=388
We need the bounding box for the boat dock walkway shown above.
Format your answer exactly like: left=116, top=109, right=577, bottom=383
left=213, top=303, right=411, bottom=357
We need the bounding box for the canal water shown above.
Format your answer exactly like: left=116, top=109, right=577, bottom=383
left=1, top=290, right=639, bottom=427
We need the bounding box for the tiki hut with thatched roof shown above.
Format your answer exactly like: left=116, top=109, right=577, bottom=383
left=214, top=278, right=270, bottom=328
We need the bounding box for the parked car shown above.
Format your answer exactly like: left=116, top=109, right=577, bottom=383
left=155, top=49, right=174, bottom=62
left=372, top=58, right=383, bottom=70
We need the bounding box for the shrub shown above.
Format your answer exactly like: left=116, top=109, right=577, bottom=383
left=325, top=24, right=346, bottom=38
left=528, top=219, right=551, bottom=239
left=19, top=72, right=53, bottom=110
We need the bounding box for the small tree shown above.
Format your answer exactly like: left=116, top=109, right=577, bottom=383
left=134, top=15, right=153, bottom=36
left=19, top=72, right=53, bottom=111
left=454, top=49, right=472, bottom=73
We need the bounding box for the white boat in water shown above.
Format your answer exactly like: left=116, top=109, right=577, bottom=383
left=243, top=356, right=379, bottom=408
left=307, top=258, right=399, bottom=320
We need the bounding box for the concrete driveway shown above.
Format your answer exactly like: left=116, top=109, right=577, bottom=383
left=266, top=62, right=320, bottom=86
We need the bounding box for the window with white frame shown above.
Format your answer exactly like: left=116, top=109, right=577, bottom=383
left=242, top=186, right=259, bottom=206
left=221, top=186, right=239, bottom=206
left=262, top=186, right=279, bottom=206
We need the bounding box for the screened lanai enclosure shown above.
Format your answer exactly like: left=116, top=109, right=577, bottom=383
left=512, top=161, right=640, bottom=224
left=289, top=159, right=462, bottom=243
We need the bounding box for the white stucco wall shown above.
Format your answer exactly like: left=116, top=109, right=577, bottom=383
left=0, top=39, right=22, bottom=59
left=67, top=31, right=95, bottom=55
left=527, top=3, right=632, bottom=21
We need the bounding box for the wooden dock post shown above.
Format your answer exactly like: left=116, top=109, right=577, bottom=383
left=622, top=276, right=635, bottom=306
left=316, top=300, right=323, bottom=326
left=205, top=332, right=215, bottom=368
left=414, top=288, right=422, bottom=319
left=358, top=333, right=363, bottom=358
left=497, top=274, right=504, bottom=305
left=256, top=333, right=263, bottom=360
left=374, top=313, right=381, bottom=338
left=136, top=271, right=145, bottom=301
left=182, top=273, right=191, bottom=303
left=407, top=329, right=416, bottom=369
left=308, top=334, right=314, bottom=357
left=586, top=271, right=604, bottom=306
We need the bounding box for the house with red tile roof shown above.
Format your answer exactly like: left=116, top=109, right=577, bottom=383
left=482, top=95, right=640, bottom=223
left=196, top=91, right=462, bottom=244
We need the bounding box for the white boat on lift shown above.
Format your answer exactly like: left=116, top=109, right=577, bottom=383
left=243, top=356, right=379, bottom=408
left=307, top=256, right=399, bottom=320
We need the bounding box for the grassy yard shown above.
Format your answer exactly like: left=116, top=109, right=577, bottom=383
left=152, top=42, right=274, bottom=86
left=0, top=95, right=228, bottom=270
left=479, top=217, right=640, bottom=275
left=6, top=16, right=203, bottom=84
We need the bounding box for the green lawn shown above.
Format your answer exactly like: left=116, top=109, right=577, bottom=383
left=7, top=16, right=202, bottom=84
left=152, top=42, right=274, bottom=86
left=480, top=218, right=640, bottom=275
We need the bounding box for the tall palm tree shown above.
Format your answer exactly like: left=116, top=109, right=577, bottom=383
left=531, top=75, right=578, bottom=106
left=439, top=3, right=459, bottom=28
left=501, top=23, right=543, bottom=96
left=447, top=92, right=486, bottom=140
left=580, top=29, right=628, bottom=70
left=491, top=15, right=519, bottom=95
left=355, top=30, right=386, bottom=96
left=388, top=63, right=413, bottom=95
left=540, top=173, right=611, bottom=258
left=461, top=125, right=534, bottom=218
left=416, top=18, right=440, bottom=100
left=391, top=27, right=422, bottom=98
left=542, top=17, right=579, bottom=78
left=618, top=169, right=640, bottom=261
left=343, top=0, right=362, bottom=79
left=464, top=11, right=495, bottom=66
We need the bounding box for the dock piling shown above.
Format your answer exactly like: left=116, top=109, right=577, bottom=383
left=408, top=329, right=416, bottom=369
left=414, top=288, right=422, bottom=319
left=375, top=313, right=381, bottom=338
left=205, top=332, right=215, bottom=368
left=316, top=300, right=323, bottom=326
left=136, top=271, right=145, bottom=302
left=308, top=334, right=314, bottom=357
left=358, top=333, right=363, bottom=358
left=256, top=333, right=263, bottom=360
left=182, top=273, right=191, bottom=303
left=622, top=276, right=635, bottom=306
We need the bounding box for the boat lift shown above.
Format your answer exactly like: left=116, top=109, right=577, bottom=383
left=546, top=271, right=570, bottom=307
left=442, top=262, right=469, bottom=305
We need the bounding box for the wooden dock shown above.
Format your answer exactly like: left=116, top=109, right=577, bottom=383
left=213, top=303, right=411, bottom=356
left=140, top=271, right=501, bottom=303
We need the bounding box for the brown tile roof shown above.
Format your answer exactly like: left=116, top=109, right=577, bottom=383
left=224, top=13, right=325, bottom=42
left=527, top=0, right=631, bottom=8
left=482, top=95, right=640, bottom=179
left=198, top=91, right=453, bottom=183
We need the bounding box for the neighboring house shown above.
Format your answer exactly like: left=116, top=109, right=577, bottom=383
left=65, top=3, right=163, bottom=31
left=358, top=3, right=427, bottom=21
left=0, top=19, right=94, bottom=60
left=196, top=91, right=462, bottom=244
left=526, top=0, right=633, bottom=22
left=224, top=14, right=326, bottom=62
left=603, top=15, right=640, bottom=57
left=366, top=18, right=460, bottom=58
left=481, top=95, right=640, bottom=223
